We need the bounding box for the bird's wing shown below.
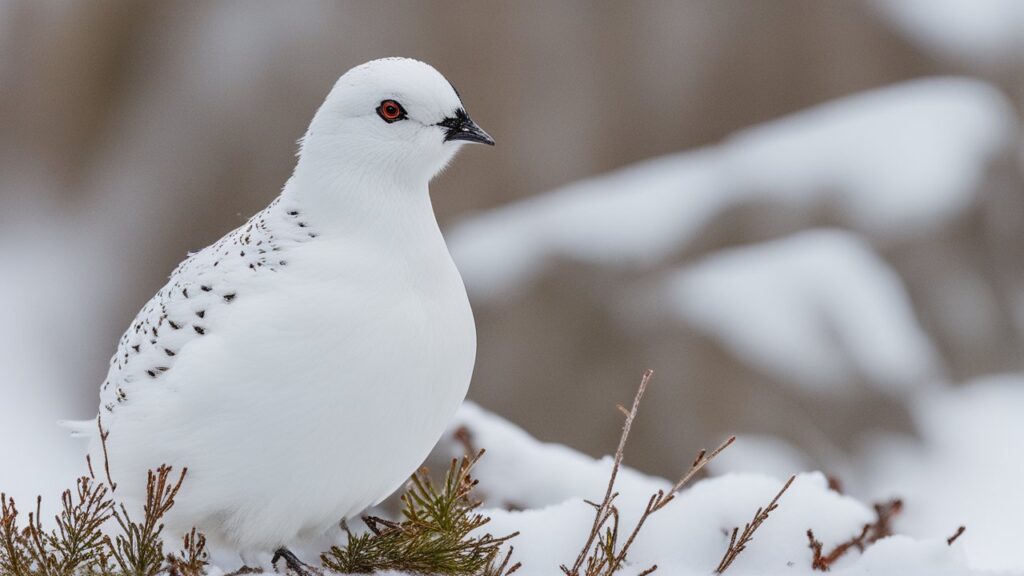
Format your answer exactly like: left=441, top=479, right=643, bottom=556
left=98, top=197, right=312, bottom=416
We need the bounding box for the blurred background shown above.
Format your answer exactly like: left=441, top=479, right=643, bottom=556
left=1, top=1, right=1022, bottom=570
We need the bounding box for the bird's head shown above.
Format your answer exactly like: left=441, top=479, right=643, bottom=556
left=299, top=58, right=493, bottom=188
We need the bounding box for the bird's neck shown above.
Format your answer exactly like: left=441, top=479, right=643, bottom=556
left=279, top=157, right=443, bottom=247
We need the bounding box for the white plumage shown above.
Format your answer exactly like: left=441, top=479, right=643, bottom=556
left=77, top=58, right=492, bottom=562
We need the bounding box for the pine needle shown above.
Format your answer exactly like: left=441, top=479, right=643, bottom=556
left=321, top=450, right=519, bottom=575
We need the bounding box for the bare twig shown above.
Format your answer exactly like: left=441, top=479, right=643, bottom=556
left=485, top=545, right=522, bottom=576
left=453, top=425, right=478, bottom=459
left=946, top=526, right=965, bottom=546
left=807, top=497, right=904, bottom=571
left=562, top=370, right=735, bottom=576
left=96, top=416, right=118, bottom=492
left=562, top=369, right=653, bottom=576
left=715, top=475, right=796, bottom=574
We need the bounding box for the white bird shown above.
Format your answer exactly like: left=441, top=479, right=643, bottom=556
left=74, top=57, right=492, bottom=570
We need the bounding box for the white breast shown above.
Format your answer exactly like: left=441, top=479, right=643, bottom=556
left=94, top=198, right=476, bottom=553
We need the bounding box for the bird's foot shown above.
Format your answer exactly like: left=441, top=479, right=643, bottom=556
left=272, top=547, right=313, bottom=575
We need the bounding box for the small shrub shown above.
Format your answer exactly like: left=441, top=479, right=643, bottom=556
left=321, top=450, right=520, bottom=575
left=0, top=420, right=207, bottom=576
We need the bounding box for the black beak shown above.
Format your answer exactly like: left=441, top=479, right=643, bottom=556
left=437, top=109, right=495, bottom=146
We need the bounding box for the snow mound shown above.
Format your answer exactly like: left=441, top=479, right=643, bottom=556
left=448, top=78, right=1014, bottom=301
left=868, top=0, right=1024, bottom=68
left=663, top=230, right=940, bottom=393
left=862, top=374, right=1024, bottom=572
left=190, top=399, right=1016, bottom=574
left=440, top=403, right=991, bottom=576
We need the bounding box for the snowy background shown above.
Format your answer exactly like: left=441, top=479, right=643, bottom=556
left=1, top=1, right=1022, bottom=574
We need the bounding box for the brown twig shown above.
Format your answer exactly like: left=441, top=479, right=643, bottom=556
left=715, top=475, right=796, bottom=574
left=807, top=497, right=904, bottom=571
left=485, top=545, right=522, bottom=576
left=453, top=425, right=478, bottom=459
left=562, top=369, right=653, bottom=576
left=96, top=416, right=118, bottom=492
left=107, top=465, right=189, bottom=576
left=946, top=526, right=965, bottom=546
left=562, top=370, right=735, bottom=576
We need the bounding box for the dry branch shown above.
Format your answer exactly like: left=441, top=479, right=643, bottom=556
left=562, top=370, right=735, bottom=576
left=946, top=526, right=965, bottom=546
left=807, top=497, right=903, bottom=571
left=715, top=475, right=796, bottom=574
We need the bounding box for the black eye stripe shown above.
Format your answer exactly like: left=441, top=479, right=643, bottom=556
left=376, top=100, right=407, bottom=123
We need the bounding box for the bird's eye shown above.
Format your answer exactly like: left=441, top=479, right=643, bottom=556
left=376, top=100, right=406, bottom=123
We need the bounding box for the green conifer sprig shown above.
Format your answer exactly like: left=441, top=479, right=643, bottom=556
left=321, top=450, right=520, bottom=575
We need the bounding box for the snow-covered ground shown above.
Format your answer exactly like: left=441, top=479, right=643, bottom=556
left=860, top=375, right=1024, bottom=573
left=426, top=402, right=1002, bottom=576
left=207, top=398, right=1014, bottom=575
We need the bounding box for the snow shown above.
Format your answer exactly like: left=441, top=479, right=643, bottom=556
left=440, top=401, right=669, bottom=510
left=860, top=375, right=1024, bottom=572
left=868, top=0, right=1024, bottom=68
left=448, top=78, right=1015, bottom=301
left=177, top=399, right=1018, bottom=574
left=705, top=434, right=814, bottom=480
left=663, top=230, right=941, bottom=393
left=437, top=403, right=999, bottom=576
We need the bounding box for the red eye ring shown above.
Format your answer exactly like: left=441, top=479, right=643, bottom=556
left=376, top=100, right=406, bottom=123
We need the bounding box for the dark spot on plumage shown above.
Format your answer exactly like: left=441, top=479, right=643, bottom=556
left=279, top=260, right=287, bottom=266
left=151, top=327, right=158, bottom=337
left=201, top=285, right=212, bottom=292
left=288, top=210, right=299, bottom=216
left=240, top=251, right=245, bottom=257
left=196, top=310, right=205, bottom=319
left=182, top=287, right=190, bottom=298
left=224, top=293, right=236, bottom=302
left=146, top=370, right=156, bottom=378
left=156, top=366, right=168, bottom=372
left=298, top=222, right=307, bottom=228
left=169, top=320, right=181, bottom=330
left=131, top=344, right=140, bottom=353
left=149, top=339, right=156, bottom=344
left=194, top=326, right=205, bottom=335
left=164, top=348, right=176, bottom=356
left=309, top=233, right=318, bottom=238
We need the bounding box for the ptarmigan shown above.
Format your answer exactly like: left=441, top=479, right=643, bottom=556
left=76, top=58, right=492, bottom=570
